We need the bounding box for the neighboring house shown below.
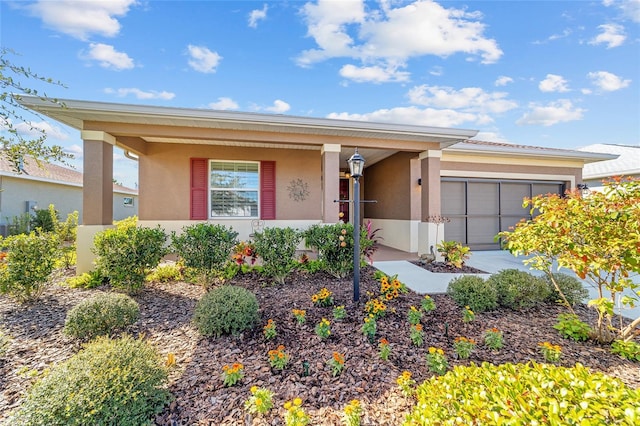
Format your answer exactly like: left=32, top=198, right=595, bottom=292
left=0, top=155, right=138, bottom=236
left=17, top=96, right=613, bottom=273
left=578, top=144, right=640, bottom=190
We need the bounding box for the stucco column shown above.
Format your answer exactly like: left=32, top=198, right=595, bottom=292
left=76, top=130, right=115, bottom=274
left=418, top=150, right=442, bottom=257
left=321, top=144, right=341, bottom=223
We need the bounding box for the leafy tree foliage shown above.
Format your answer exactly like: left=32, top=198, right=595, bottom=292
left=1, top=48, right=71, bottom=170
left=499, top=177, right=640, bottom=343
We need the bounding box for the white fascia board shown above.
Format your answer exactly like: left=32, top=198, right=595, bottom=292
left=446, top=142, right=618, bottom=163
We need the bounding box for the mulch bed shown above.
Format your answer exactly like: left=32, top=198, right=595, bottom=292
left=411, top=260, right=488, bottom=274
left=1, top=267, right=638, bottom=425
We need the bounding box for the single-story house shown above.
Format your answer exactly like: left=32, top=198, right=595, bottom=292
left=0, top=154, right=138, bottom=237
left=579, top=143, right=639, bottom=191
left=17, top=96, right=614, bottom=274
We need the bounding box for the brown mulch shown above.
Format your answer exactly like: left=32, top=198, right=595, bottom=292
left=1, top=267, right=639, bottom=425
left=411, top=260, right=488, bottom=274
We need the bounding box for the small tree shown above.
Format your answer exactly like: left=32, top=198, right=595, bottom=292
left=498, top=177, right=640, bottom=343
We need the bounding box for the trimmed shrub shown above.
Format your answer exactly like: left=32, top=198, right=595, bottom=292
left=544, top=272, right=589, bottom=306
left=146, top=263, right=183, bottom=283
left=253, top=227, right=301, bottom=285
left=193, top=285, right=259, bottom=337
left=30, top=204, right=58, bottom=233
left=64, top=293, right=140, bottom=340
left=446, top=275, right=498, bottom=313
left=171, top=223, right=238, bottom=285
left=405, top=361, right=640, bottom=425
left=9, top=335, right=171, bottom=425
left=93, top=224, right=167, bottom=294
left=487, top=269, right=551, bottom=310
left=0, top=231, right=58, bottom=303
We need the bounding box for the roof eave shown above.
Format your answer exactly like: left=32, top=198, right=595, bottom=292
left=446, top=142, right=618, bottom=163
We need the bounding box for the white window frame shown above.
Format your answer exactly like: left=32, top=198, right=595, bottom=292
left=209, top=160, right=260, bottom=219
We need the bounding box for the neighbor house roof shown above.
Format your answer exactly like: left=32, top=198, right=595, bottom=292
left=0, top=155, right=137, bottom=194
left=578, top=144, right=640, bottom=180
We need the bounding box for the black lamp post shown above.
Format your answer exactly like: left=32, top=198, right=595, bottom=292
left=347, top=148, right=365, bottom=302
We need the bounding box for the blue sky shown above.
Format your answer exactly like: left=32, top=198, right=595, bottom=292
left=1, top=0, right=639, bottom=188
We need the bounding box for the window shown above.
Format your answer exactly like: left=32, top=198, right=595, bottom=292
left=210, top=161, right=259, bottom=217
left=123, top=197, right=134, bottom=207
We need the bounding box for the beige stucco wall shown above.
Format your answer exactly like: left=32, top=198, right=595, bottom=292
left=364, top=152, right=418, bottom=221
left=138, top=143, right=322, bottom=221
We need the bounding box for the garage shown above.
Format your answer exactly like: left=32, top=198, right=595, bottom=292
left=442, top=178, right=565, bottom=250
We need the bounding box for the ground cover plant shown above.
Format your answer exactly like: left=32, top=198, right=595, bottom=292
left=1, top=264, right=638, bottom=425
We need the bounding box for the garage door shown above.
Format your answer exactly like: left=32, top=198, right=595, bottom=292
left=442, top=179, right=565, bottom=250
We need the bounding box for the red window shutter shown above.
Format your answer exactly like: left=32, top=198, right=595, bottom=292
left=190, top=158, right=208, bottom=220
left=260, top=161, right=276, bottom=220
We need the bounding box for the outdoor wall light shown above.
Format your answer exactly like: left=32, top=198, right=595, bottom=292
left=347, top=148, right=365, bottom=178
left=577, top=183, right=590, bottom=197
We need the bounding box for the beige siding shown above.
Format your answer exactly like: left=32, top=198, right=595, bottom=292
left=364, top=152, right=417, bottom=220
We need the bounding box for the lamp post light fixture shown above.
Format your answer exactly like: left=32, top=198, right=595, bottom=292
left=577, top=183, right=590, bottom=197
left=347, top=148, right=365, bottom=302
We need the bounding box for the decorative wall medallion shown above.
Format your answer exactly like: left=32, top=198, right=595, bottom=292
left=287, top=179, right=309, bottom=202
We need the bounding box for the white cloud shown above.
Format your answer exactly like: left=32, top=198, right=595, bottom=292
left=26, top=0, right=136, bottom=40
left=589, top=23, right=626, bottom=48
left=339, top=63, right=410, bottom=83
left=539, top=74, right=570, bottom=93
left=471, top=131, right=510, bottom=143
left=516, top=99, right=585, bottom=126
left=603, top=0, right=640, bottom=23
left=587, top=70, right=631, bottom=91
left=429, top=66, right=444, bottom=76
left=209, top=97, right=239, bottom=110
left=15, top=120, right=69, bottom=140
left=297, top=0, right=502, bottom=81
left=187, top=45, right=222, bottom=73
left=104, top=88, right=175, bottom=100
left=84, top=43, right=134, bottom=70
left=65, top=144, right=83, bottom=156
left=407, top=85, right=517, bottom=114
left=265, top=100, right=291, bottom=113
left=327, top=106, right=477, bottom=128
left=495, top=76, right=513, bottom=86
left=248, top=4, right=268, bottom=28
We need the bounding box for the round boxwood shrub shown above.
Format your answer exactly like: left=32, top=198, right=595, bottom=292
left=10, top=335, right=171, bottom=426
left=487, top=269, right=551, bottom=310
left=544, top=272, right=589, bottom=306
left=446, top=275, right=498, bottom=313
left=405, top=361, right=640, bottom=425
left=64, top=293, right=140, bottom=340
left=193, top=285, right=259, bottom=337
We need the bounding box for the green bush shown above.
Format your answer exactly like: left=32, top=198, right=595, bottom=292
left=65, top=270, right=105, bottom=289
left=171, top=223, right=238, bottom=285
left=146, top=263, right=183, bottom=283
left=544, top=272, right=589, bottom=306
left=554, top=313, right=592, bottom=341
left=487, top=269, right=551, bottom=310
left=30, top=204, right=59, bottom=233
left=253, top=227, right=301, bottom=285
left=611, top=340, right=640, bottom=362
left=10, top=335, right=171, bottom=425
left=405, top=361, right=640, bottom=425
left=64, top=293, right=140, bottom=340
left=193, top=285, right=259, bottom=337
left=0, top=231, right=58, bottom=303
left=93, top=224, right=167, bottom=294
left=446, top=275, right=498, bottom=313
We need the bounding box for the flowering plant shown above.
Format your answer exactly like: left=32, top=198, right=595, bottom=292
left=361, top=315, right=377, bottom=343
left=311, top=288, right=333, bottom=307
left=222, top=362, right=244, bottom=387
left=378, top=338, right=390, bottom=361
left=421, top=295, right=436, bottom=312
left=396, top=370, right=416, bottom=397
left=539, top=341, right=562, bottom=363
left=407, top=306, right=423, bottom=325
left=426, top=347, right=448, bottom=375
left=232, top=241, right=258, bottom=265
left=315, top=318, right=331, bottom=339
left=342, top=399, right=362, bottom=426
left=453, top=336, right=476, bottom=359
left=378, top=273, right=406, bottom=301
left=244, top=386, right=274, bottom=416
left=328, top=351, right=345, bottom=376
left=291, top=309, right=306, bottom=325
left=483, top=328, right=504, bottom=350
left=364, top=298, right=387, bottom=319
left=462, top=305, right=475, bottom=323
left=284, top=398, right=310, bottom=426
left=268, top=345, right=289, bottom=370
left=410, top=323, right=424, bottom=347
left=263, top=319, right=277, bottom=340
left=333, top=305, right=346, bottom=320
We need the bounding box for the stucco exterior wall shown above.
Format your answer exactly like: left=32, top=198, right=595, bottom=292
left=138, top=143, right=322, bottom=221
left=364, top=152, right=417, bottom=221
left=441, top=161, right=581, bottom=187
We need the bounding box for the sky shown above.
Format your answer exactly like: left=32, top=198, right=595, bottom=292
left=1, top=0, right=639, bottom=188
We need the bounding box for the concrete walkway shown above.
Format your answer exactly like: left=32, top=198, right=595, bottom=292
left=373, top=247, right=639, bottom=320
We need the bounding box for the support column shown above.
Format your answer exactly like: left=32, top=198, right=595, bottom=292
left=77, top=130, right=115, bottom=274
left=418, top=150, right=442, bottom=257
left=321, top=144, right=341, bottom=223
